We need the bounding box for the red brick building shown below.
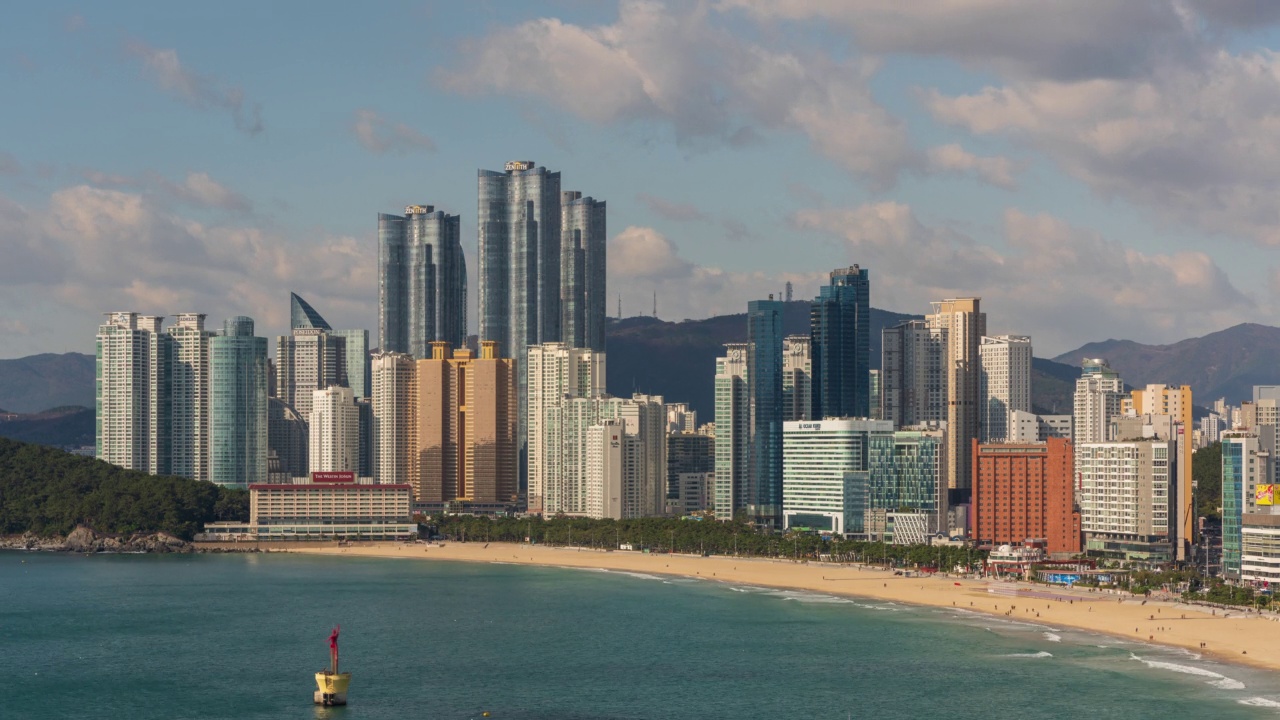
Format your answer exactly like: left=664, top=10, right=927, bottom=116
left=972, top=438, right=1080, bottom=555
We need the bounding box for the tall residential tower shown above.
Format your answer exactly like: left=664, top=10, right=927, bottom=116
left=378, top=205, right=467, bottom=356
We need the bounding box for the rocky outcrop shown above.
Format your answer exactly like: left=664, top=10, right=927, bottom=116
left=0, top=526, right=194, bottom=553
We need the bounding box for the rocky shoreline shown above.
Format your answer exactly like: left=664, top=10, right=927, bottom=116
left=2, top=526, right=215, bottom=554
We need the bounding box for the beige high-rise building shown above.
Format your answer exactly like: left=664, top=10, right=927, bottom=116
left=416, top=341, right=517, bottom=505
left=371, top=352, right=417, bottom=486
left=1128, top=384, right=1194, bottom=561
left=309, top=385, right=360, bottom=473
left=926, top=298, right=986, bottom=491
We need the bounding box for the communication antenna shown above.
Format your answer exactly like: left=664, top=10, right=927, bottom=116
left=617, top=293, right=622, bottom=319
left=785, top=281, right=793, bottom=303
left=653, top=291, right=657, bottom=318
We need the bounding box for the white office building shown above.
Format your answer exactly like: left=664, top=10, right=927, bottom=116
left=1077, top=440, right=1174, bottom=561
left=782, top=418, right=893, bottom=534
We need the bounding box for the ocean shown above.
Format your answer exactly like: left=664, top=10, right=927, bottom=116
left=4, top=552, right=1280, bottom=719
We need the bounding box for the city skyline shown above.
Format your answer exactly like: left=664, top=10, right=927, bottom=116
left=4, top=2, right=1279, bottom=359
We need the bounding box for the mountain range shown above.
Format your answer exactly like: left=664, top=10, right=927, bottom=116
left=6, top=310, right=1267, bottom=449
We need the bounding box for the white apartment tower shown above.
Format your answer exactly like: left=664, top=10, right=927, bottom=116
left=526, top=342, right=607, bottom=513
left=978, top=335, right=1032, bottom=443
left=714, top=344, right=750, bottom=520
left=96, top=312, right=167, bottom=474
left=309, top=386, right=360, bottom=473
left=1072, top=358, right=1125, bottom=464
left=371, top=352, right=418, bottom=485
left=167, top=313, right=213, bottom=481
left=782, top=335, right=812, bottom=422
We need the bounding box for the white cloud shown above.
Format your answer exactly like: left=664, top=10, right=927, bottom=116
left=78, top=169, right=251, bottom=213
left=438, top=0, right=916, bottom=189
left=636, top=193, right=707, bottom=222
left=791, top=202, right=1254, bottom=353
left=926, top=144, right=1018, bottom=189
left=126, top=41, right=263, bottom=135
left=350, top=109, right=436, bottom=155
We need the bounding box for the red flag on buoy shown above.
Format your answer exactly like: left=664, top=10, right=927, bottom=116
left=329, top=626, right=340, bottom=651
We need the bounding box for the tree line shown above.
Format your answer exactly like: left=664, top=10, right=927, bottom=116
left=425, top=513, right=986, bottom=570
left=0, top=438, right=248, bottom=540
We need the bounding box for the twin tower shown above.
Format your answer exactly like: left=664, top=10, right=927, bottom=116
left=377, top=161, right=606, bottom=367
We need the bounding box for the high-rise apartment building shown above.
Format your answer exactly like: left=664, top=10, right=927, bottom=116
left=276, top=293, right=348, bottom=421
left=526, top=342, right=606, bottom=513
left=416, top=342, right=518, bottom=506
left=560, top=191, right=606, bottom=352
left=267, top=398, right=308, bottom=481
left=782, top=335, right=812, bottom=422
left=979, top=335, right=1032, bottom=443
left=371, top=352, right=417, bottom=486
left=96, top=312, right=169, bottom=475
left=209, top=316, right=269, bottom=488
left=166, top=313, right=214, bottom=481
left=377, top=205, right=467, bottom=355
left=1072, top=358, right=1125, bottom=487
left=1128, top=384, right=1193, bottom=561
left=868, top=369, right=882, bottom=420
left=665, top=403, right=698, bottom=433
left=1078, top=440, right=1175, bottom=561
left=972, top=438, right=1080, bottom=555
left=810, top=266, right=870, bottom=419
left=714, top=343, right=749, bottom=521
left=881, top=319, right=947, bottom=429
left=928, top=298, right=987, bottom=492
left=747, top=298, right=784, bottom=526
left=309, top=386, right=360, bottom=473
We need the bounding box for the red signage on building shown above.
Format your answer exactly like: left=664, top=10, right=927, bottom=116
left=311, top=471, right=356, bottom=484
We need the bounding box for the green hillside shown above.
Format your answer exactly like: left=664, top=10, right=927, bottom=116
left=0, top=438, right=247, bottom=539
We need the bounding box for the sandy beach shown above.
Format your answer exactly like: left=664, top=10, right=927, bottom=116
left=290, top=541, right=1280, bottom=671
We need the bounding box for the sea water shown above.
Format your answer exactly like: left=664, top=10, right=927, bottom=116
left=4, top=552, right=1280, bottom=719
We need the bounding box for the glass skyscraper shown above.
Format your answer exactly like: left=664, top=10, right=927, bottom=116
left=378, top=205, right=466, bottom=356
left=810, top=265, right=870, bottom=419
left=210, top=316, right=268, bottom=488
left=747, top=298, right=784, bottom=527
left=560, top=191, right=606, bottom=351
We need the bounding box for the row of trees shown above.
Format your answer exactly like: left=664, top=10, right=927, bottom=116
left=425, top=514, right=986, bottom=570
left=0, top=438, right=248, bottom=540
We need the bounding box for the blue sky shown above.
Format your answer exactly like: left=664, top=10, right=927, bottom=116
left=2, top=0, right=1278, bottom=357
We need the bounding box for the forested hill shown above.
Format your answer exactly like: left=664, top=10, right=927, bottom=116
left=0, top=438, right=247, bottom=540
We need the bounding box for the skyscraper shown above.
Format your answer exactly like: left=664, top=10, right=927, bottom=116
left=881, top=319, right=947, bottom=429
left=1072, top=358, right=1125, bottom=455
left=267, top=397, right=308, bottom=481
left=167, top=313, right=214, bottom=481
left=810, top=266, right=870, bottom=419
left=334, top=329, right=371, bottom=400
left=378, top=205, right=467, bottom=356
left=782, top=335, right=812, bottom=422
left=416, top=341, right=518, bottom=505
left=277, top=293, right=348, bottom=421
left=714, top=344, right=749, bottom=521
left=525, top=342, right=606, bottom=513
left=560, top=191, right=606, bottom=351
left=926, top=298, right=986, bottom=493
left=371, top=351, right=417, bottom=486
left=209, top=316, right=269, bottom=488
left=309, top=385, right=360, bottom=473
left=96, top=312, right=168, bottom=475
left=978, top=335, right=1032, bottom=443
left=747, top=298, right=784, bottom=527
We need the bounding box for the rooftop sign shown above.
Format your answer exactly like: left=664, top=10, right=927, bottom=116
left=505, top=160, right=535, bottom=172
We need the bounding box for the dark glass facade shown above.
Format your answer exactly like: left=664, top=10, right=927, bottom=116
left=560, top=191, right=606, bottom=351
left=810, top=265, right=871, bottom=419
left=748, top=298, right=784, bottom=526
left=210, top=316, right=268, bottom=488
left=378, top=205, right=466, bottom=356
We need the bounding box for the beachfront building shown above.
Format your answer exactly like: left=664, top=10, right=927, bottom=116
left=1127, top=384, right=1194, bottom=561
left=668, top=432, right=714, bottom=506
left=371, top=351, right=418, bottom=487
left=781, top=418, right=893, bottom=535
left=209, top=316, right=269, bottom=488
left=166, top=313, right=214, bottom=482
left=309, top=386, right=360, bottom=474
left=972, top=438, right=1080, bottom=556
left=1222, top=430, right=1276, bottom=578
left=378, top=204, right=467, bottom=355
left=782, top=335, right=812, bottom=422
left=527, top=342, right=607, bottom=513
left=96, top=312, right=169, bottom=475
left=1077, top=440, right=1175, bottom=562
left=559, top=191, right=607, bottom=352
left=714, top=344, right=750, bottom=520
left=197, top=471, right=415, bottom=541
left=866, top=427, right=947, bottom=543
left=927, top=298, right=986, bottom=492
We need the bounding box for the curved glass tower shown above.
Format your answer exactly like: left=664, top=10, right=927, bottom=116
left=560, top=191, right=606, bottom=351
left=378, top=205, right=465, bottom=355
left=210, top=316, right=268, bottom=488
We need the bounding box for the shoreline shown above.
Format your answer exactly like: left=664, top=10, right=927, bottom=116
left=288, top=540, right=1280, bottom=673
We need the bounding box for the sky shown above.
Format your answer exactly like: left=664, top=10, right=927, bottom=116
left=2, top=0, right=1279, bottom=358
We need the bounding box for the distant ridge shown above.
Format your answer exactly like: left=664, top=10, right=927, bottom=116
left=0, top=352, right=95, bottom=413
left=1053, top=323, right=1280, bottom=404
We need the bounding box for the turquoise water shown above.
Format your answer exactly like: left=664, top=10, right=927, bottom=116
left=5, top=553, right=1280, bottom=719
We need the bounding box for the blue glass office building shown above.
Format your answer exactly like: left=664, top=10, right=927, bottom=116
left=810, top=266, right=871, bottom=419
left=748, top=298, right=784, bottom=526
left=210, top=316, right=268, bottom=488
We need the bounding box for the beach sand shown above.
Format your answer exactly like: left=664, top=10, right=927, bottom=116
left=290, top=541, right=1280, bottom=670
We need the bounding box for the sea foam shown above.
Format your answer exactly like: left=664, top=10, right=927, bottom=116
left=1129, top=654, right=1246, bottom=690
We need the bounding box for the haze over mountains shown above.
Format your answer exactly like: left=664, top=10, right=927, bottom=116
left=3, top=311, right=1266, bottom=447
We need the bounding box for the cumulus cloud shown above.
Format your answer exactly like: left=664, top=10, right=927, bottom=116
left=126, top=41, right=263, bottom=135
left=79, top=169, right=251, bottom=213
left=637, top=193, right=707, bottom=222
left=791, top=202, right=1254, bottom=352
left=0, top=182, right=373, bottom=353
left=608, top=225, right=825, bottom=319
left=350, top=109, right=436, bottom=155
left=438, top=0, right=916, bottom=189
left=926, top=144, right=1018, bottom=189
